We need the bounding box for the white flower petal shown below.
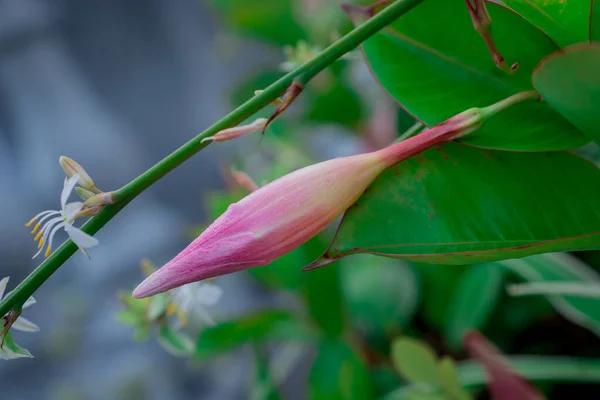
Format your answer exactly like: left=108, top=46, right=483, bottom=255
left=65, top=225, right=99, bottom=254
left=61, top=174, right=80, bottom=209
left=194, top=306, right=215, bottom=326
left=12, top=317, right=39, bottom=332
left=195, top=283, right=223, bottom=306
left=0, top=277, right=8, bottom=301
left=22, top=297, right=36, bottom=309
left=63, top=202, right=84, bottom=222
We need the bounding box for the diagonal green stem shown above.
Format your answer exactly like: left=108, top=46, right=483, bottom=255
left=0, top=0, right=425, bottom=317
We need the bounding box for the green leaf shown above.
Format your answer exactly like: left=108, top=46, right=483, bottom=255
left=443, top=264, right=505, bottom=350
left=501, top=253, right=600, bottom=336
left=437, top=357, right=472, bottom=400
left=355, top=0, right=587, bottom=151
left=301, top=236, right=347, bottom=337
left=195, top=310, right=315, bottom=360
left=418, top=264, right=470, bottom=330
left=342, top=255, right=420, bottom=346
left=592, top=0, right=600, bottom=41
left=157, top=325, right=195, bottom=356
left=502, top=0, right=591, bottom=46
left=0, top=330, right=33, bottom=360
left=312, top=143, right=600, bottom=267
left=533, top=44, right=600, bottom=145
left=309, top=339, right=374, bottom=400
left=391, top=337, right=439, bottom=384
left=208, top=0, right=306, bottom=46
left=302, top=264, right=347, bottom=337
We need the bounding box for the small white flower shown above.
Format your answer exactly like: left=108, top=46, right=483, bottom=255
left=25, top=174, right=99, bottom=259
left=0, top=277, right=38, bottom=360
left=172, top=281, right=222, bottom=326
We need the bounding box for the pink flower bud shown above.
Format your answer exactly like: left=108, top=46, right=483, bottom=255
left=133, top=96, right=538, bottom=298
left=132, top=117, right=473, bottom=298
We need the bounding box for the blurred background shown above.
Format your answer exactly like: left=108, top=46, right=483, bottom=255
left=2, top=1, right=600, bottom=399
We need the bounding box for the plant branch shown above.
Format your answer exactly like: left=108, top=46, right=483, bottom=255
left=0, top=0, right=425, bottom=317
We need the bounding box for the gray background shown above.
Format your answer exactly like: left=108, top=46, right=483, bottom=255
left=0, top=1, right=284, bottom=398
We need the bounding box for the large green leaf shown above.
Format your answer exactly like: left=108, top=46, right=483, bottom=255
left=443, top=264, right=505, bottom=350
left=501, top=0, right=591, bottom=47
left=195, top=310, right=315, bottom=360
left=309, top=143, right=600, bottom=267
left=500, top=253, right=600, bottom=336
left=354, top=0, right=587, bottom=151
left=207, top=0, right=306, bottom=46
left=391, top=337, right=439, bottom=384
left=593, top=0, right=600, bottom=41
left=533, top=44, right=600, bottom=145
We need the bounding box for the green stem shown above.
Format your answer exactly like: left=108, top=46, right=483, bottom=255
left=0, top=0, right=425, bottom=317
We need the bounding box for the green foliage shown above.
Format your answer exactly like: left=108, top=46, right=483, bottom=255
left=195, top=310, right=315, bottom=360
left=309, top=339, right=373, bottom=400
left=391, top=338, right=472, bottom=399
left=443, top=264, right=504, bottom=350
left=533, top=44, right=600, bottom=144
left=119, top=1, right=600, bottom=398
left=354, top=0, right=587, bottom=151
left=392, top=337, right=438, bottom=384
left=207, top=0, right=306, bottom=46
left=501, top=253, right=600, bottom=336
left=342, top=255, right=420, bottom=348
left=501, top=0, right=591, bottom=46
left=314, top=143, right=600, bottom=266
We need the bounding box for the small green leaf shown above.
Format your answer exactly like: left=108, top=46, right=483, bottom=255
left=0, top=330, right=33, bottom=360
left=443, top=264, right=505, bottom=350
left=312, top=143, right=600, bottom=267
left=502, top=0, right=591, bottom=46
left=309, top=339, right=373, bottom=400
left=391, top=337, right=439, bottom=384
left=354, top=0, right=587, bottom=151
left=533, top=44, right=600, bottom=145
left=437, top=357, right=472, bottom=400
left=147, top=293, right=170, bottom=322
left=501, top=253, right=600, bottom=336
left=195, top=310, right=314, bottom=360
left=157, top=325, right=194, bottom=356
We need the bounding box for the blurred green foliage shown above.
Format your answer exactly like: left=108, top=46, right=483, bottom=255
left=119, top=0, right=600, bottom=398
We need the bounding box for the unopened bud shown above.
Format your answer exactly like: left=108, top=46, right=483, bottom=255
left=230, top=167, right=259, bottom=192
left=59, top=156, right=98, bottom=192
left=83, top=191, right=115, bottom=208
left=201, top=118, right=268, bottom=144
left=75, top=187, right=96, bottom=201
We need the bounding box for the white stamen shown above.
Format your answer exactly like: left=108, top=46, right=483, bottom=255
left=29, top=210, right=59, bottom=223
left=36, top=211, right=61, bottom=227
